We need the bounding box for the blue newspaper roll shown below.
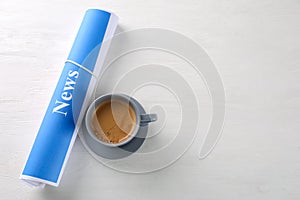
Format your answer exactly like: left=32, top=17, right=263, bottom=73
left=20, top=9, right=118, bottom=187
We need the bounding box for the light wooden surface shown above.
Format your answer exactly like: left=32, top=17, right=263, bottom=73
left=1, top=0, right=300, bottom=199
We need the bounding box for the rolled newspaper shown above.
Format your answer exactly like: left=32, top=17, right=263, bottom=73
left=20, top=9, right=118, bottom=187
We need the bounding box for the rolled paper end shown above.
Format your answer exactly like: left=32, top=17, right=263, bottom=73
left=20, top=9, right=119, bottom=187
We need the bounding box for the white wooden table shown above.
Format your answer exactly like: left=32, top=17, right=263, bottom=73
left=1, top=0, right=300, bottom=199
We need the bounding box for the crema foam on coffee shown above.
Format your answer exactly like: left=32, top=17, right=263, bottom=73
left=91, top=99, right=136, bottom=144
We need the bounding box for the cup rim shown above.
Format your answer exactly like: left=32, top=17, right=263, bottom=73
left=85, top=93, right=141, bottom=147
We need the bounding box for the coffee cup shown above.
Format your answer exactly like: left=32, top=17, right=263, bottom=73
left=85, top=94, right=157, bottom=147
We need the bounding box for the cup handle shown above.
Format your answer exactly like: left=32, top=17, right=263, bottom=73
left=140, top=114, right=157, bottom=125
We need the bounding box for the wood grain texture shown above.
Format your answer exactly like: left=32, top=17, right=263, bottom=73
left=0, top=0, right=300, bottom=199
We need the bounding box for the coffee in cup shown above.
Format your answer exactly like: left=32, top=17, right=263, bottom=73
left=85, top=94, right=157, bottom=147
left=91, top=99, right=136, bottom=144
